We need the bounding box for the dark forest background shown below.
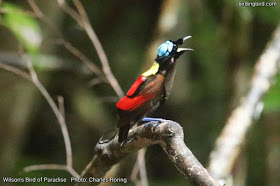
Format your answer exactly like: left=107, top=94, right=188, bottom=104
left=0, top=0, right=279, bottom=185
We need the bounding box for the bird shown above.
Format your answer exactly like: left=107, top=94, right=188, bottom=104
left=116, top=36, right=193, bottom=143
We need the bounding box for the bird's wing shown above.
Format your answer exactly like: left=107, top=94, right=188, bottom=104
left=116, top=75, right=164, bottom=112
left=116, top=75, right=154, bottom=111
left=126, top=75, right=147, bottom=97
left=116, top=94, right=154, bottom=111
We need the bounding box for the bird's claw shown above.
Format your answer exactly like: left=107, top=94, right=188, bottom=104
left=144, top=121, right=159, bottom=128
left=120, top=140, right=126, bottom=147
left=120, top=118, right=168, bottom=146
left=120, top=136, right=134, bottom=147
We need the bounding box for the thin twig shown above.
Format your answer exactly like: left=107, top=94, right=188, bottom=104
left=1, top=58, right=79, bottom=179
left=23, top=164, right=80, bottom=178
left=27, top=0, right=43, bottom=18
left=9, top=0, right=124, bottom=181
left=26, top=1, right=123, bottom=181
left=0, top=62, right=31, bottom=81
left=27, top=0, right=62, bottom=37
left=23, top=164, right=69, bottom=172
left=58, top=96, right=65, bottom=121
left=130, top=148, right=148, bottom=186
left=130, top=159, right=140, bottom=183
left=67, top=167, right=80, bottom=179
left=61, top=40, right=103, bottom=76
left=75, top=159, right=95, bottom=186
left=23, top=55, right=73, bottom=168
left=57, top=0, right=83, bottom=27
left=138, top=148, right=148, bottom=186
left=80, top=158, right=94, bottom=178
left=27, top=0, right=103, bottom=77
left=87, top=77, right=107, bottom=87
left=72, top=0, right=124, bottom=98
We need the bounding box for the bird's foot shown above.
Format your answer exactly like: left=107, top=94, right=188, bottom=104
left=121, top=118, right=168, bottom=146
left=143, top=117, right=167, bottom=131
left=142, top=117, right=166, bottom=123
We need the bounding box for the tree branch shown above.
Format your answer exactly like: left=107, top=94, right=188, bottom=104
left=84, top=121, right=220, bottom=186
left=0, top=62, right=31, bottom=81
left=60, top=40, right=103, bottom=76
left=207, top=25, right=280, bottom=183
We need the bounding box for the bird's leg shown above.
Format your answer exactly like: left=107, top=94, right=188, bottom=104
left=120, top=124, right=138, bottom=146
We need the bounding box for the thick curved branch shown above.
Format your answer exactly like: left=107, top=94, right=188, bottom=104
left=84, top=121, right=219, bottom=186
left=208, top=25, right=280, bottom=182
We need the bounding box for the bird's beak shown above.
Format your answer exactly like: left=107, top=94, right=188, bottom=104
left=182, top=36, right=192, bottom=42
left=177, top=48, right=193, bottom=52
left=177, top=36, right=193, bottom=52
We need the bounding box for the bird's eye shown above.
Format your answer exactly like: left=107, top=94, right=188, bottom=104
left=157, top=41, right=174, bottom=58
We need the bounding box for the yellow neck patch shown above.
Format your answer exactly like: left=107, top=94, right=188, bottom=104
left=142, top=62, right=160, bottom=77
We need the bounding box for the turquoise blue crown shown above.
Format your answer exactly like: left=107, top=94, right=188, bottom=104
left=157, top=41, right=173, bottom=58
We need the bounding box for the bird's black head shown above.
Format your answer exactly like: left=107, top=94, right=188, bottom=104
left=155, top=36, right=193, bottom=64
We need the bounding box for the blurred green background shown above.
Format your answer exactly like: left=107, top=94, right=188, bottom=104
left=0, top=0, right=279, bottom=185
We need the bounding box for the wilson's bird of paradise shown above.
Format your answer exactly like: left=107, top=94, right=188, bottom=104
left=116, top=36, right=193, bottom=143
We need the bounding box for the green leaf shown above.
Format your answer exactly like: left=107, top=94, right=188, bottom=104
left=264, top=74, right=280, bottom=112
left=1, top=3, right=42, bottom=54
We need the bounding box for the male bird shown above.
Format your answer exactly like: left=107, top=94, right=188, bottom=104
left=116, top=36, right=192, bottom=143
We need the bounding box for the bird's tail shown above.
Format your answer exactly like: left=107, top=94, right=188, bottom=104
left=118, top=124, right=130, bottom=143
